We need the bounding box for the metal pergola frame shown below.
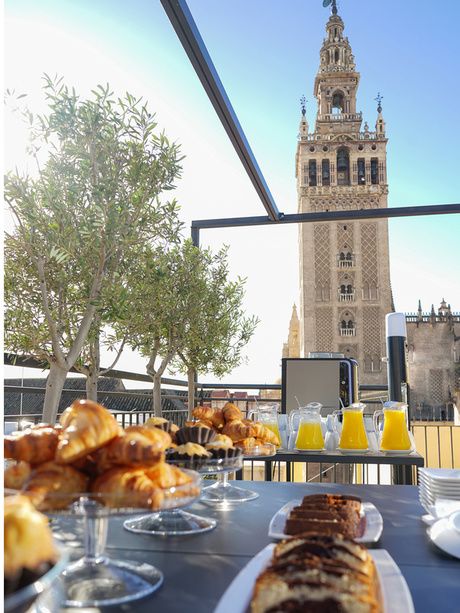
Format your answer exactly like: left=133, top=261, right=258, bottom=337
left=161, top=0, right=460, bottom=248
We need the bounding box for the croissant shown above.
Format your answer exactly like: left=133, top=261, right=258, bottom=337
left=144, top=462, right=192, bottom=488
left=251, top=422, right=280, bottom=446
left=222, top=420, right=256, bottom=442
left=234, top=437, right=257, bottom=451
left=192, top=406, right=225, bottom=429
left=91, top=467, right=165, bottom=509
left=4, top=424, right=59, bottom=464
left=94, top=426, right=170, bottom=472
left=4, top=461, right=32, bottom=490
left=185, top=419, right=214, bottom=430
left=22, top=462, right=88, bottom=511
left=223, top=402, right=243, bottom=423
left=56, top=399, right=121, bottom=464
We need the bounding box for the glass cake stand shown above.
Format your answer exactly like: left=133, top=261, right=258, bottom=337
left=200, top=443, right=276, bottom=506
left=7, top=470, right=201, bottom=608
left=124, top=456, right=244, bottom=536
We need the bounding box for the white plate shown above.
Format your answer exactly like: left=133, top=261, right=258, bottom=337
left=294, top=447, right=326, bottom=453
left=427, top=512, right=460, bottom=559
left=420, top=468, right=460, bottom=484
left=214, top=544, right=414, bottom=613
left=268, top=499, right=383, bottom=543
left=337, top=447, right=369, bottom=454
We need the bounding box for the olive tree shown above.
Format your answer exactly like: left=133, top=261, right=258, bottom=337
left=172, top=244, right=259, bottom=416
left=4, top=77, right=183, bottom=422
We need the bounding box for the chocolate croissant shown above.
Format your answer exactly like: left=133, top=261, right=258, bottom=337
left=94, top=426, right=171, bottom=472
left=91, top=467, right=165, bottom=509
left=4, top=424, right=59, bottom=464
left=56, top=399, right=121, bottom=464
left=22, top=462, right=89, bottom=511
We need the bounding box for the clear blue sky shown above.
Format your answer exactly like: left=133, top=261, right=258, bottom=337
left=4, top=0, right=460, bottom=384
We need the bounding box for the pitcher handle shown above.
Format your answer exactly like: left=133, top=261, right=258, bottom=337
left=331, top=410, right=341, bottom=433
left=247, top=408, right=256, bottom=421
left=373, top=410, right=384, bottom=436
left=289, top=408, right=300, bottom=434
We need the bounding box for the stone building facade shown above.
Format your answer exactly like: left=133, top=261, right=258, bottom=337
left=295, top=6, right=393, bottom=386
left=406, top=300, right=460, bottom=417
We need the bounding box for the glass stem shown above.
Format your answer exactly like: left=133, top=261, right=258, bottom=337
left=221, top=471, right=229, bottom=487
left=81, top=498, right=108, bottom=564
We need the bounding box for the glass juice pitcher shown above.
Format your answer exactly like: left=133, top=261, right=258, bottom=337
left=289, top=402, right=325, bottom=450
left=373, top=401, right=412, bottom=451
left=335, top=403, right=369, bottom=450
left=247, top=405, right=281, bottom=446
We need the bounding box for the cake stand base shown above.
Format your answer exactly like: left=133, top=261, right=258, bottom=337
left=61, top=556, right=163, bottom=607
left=124, top=509, right=217, bottom=536
left=201, top=480, right=259, bottom=505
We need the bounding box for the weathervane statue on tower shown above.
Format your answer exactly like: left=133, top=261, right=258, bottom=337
left=323, top=0, right=338, bottom=15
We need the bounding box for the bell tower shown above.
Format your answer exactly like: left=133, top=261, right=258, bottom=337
left=296, top=3, right=393, bottom=385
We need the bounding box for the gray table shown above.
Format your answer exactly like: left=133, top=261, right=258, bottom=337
left=51, top=481, right=458, bottom=613
left=237, top=450, right=424, bottom=485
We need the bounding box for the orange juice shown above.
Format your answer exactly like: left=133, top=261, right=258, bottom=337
left=339, top=410, right=368, bottom=450
left=380, top=410, right=411, bottom=450
left=295, top=422, right=324, bottom=450
left=264, top=422, right=281, bottom=446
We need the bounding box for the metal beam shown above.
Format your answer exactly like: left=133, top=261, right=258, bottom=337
left=192, top=203, right=460, bottom=230
left=160, top=0, right=280, bottom=222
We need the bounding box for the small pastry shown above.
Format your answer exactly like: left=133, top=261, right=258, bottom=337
left=22, top=461, right=89, bottom=511
left=167, top=442, right=212, bottom=468
left=4, top=495, right=58, bottom=596
left=4, top=461, right=32, bottom=490
left=56, top=399, right=121, bottom=464
left=205, top=435, right=242, bottom=460
left=4, top=424, right=60, bottom=464
left=192, top=406, right=225, bottom=429
left=222, top=402, right=243, bottom=423
left=222, top=420, right=256, bottom=442
left=144, top=417, right=179, bottom=439
left=185, top=419, right=214, bottom=430
left=176, top=425, right=216, bottom=445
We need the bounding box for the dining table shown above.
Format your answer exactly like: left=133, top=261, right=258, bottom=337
left=43, top=480, right=458, bottom=613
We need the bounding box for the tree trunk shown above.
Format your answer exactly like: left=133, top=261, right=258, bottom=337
left=152, top=373, right=163, bottom=417
left=86, top=370, right=98, bottom=402
left=42, top=362, right=68, bottom=424
left=187, top=366, right=196, bottom=419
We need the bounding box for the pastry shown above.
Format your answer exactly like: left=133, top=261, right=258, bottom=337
left=185, top=419, right=214, bottom=430
left=4, top=495, right=58, bottom=596
left=144, top=417, right=179, bottom=438
left=222, top=420, right=256, bottom=442
left=251, top=533, right=380, bottom=613
left=4, top=424, right=59, bottom=464
left=192, top=406, right=225, bottom=429
left=56, top=399, right=121, bottom=464
left=284, top=494, right=362, bottom=537
left=94, top=426, right=170, bottom=472
left=205, top=435, right=243, bottom=460
left=167, top=442, right=212, bottom=468
left=22, top=461, right=89, bottom=511
left=4, top=460, right=32, bottom=490
left=91, top=466, right=165, bottom=509
left=176, top=425, right=216, bottom=445
left=222, top=402, right=243, bottom=422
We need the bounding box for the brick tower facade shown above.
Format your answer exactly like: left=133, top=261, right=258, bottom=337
left=296, top=6, right=393, bottom=385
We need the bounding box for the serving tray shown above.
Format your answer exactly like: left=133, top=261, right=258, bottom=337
left=268, top=498, right=383, bottom=543
left=214, top=544, right=414, bottom=613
